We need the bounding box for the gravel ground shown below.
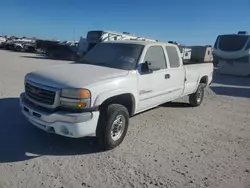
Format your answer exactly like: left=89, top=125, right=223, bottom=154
left=0, top=50, right=250, bottom=188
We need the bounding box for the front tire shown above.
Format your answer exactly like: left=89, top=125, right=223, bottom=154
left=189, top=83, right=205, bottom=107
left=96, top=104, right=129, bottom=150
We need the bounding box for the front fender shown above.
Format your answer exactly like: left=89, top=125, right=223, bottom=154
left=93, top=88, right=136, bottom=107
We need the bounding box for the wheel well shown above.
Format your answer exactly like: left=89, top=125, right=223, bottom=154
left=200, top=76, right=208, bottom=86
left=100, top=94, right=135, bottom=116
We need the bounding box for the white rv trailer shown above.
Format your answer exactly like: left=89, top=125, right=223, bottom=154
left=188, top=45, right=213, bottom=63
left=179, top=46, right=192, bottom=63
left=213, top=31, right=250, bottom=76
left=86, top=30, right=157, bottom=51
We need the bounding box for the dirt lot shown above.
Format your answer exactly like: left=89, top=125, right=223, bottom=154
left=0, top=50, right=250, bottom=188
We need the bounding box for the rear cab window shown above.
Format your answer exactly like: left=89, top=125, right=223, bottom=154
left=143, top=45, right=167, bottom=70
left=165, top=46, right=181, bottom=68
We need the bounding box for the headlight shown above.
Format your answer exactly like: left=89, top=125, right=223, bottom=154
left=60, top=88, right=91, bottom=109
left=61, top=88, right=90, bottom=99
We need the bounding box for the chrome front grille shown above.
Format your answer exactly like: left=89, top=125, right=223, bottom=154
left=25, top=82, right=56, bottom=105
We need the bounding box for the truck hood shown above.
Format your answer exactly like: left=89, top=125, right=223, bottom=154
left=26, top=63, right=129, bottom=88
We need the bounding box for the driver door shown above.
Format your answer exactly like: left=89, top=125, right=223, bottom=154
left=137, top=45, right=171, bottom=112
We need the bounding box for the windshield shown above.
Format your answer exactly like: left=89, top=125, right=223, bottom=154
left=79, top=43, right=144, bottom=70
left=218, top=35, right=249, bottom=52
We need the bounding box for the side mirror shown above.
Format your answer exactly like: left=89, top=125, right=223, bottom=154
left=141, top=61, right=153, bottom=74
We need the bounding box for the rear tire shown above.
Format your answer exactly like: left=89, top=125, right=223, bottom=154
left=189, top=83, right=205, bottom=107
left=96, top=104, right=129, bottom=150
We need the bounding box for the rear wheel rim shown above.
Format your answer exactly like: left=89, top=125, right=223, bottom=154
left=111, top=115, right=125, bottom=141
left=196, top=87, right=203, bottom=103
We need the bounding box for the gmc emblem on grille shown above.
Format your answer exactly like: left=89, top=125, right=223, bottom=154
left=31, top=88, right=41, bottom=95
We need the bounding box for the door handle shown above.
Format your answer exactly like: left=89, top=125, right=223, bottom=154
left=165, top=74, right=170, bottom=79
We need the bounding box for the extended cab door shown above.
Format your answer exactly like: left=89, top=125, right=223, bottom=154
left=163, top=45, right=185, bottom=99
left=137, top=45, right=173, bottom=112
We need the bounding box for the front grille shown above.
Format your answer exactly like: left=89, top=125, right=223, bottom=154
left=25, top=82, right=56, bottom=105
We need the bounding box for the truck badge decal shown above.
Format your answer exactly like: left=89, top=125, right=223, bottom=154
left=139, top=90, right=152, bottom=95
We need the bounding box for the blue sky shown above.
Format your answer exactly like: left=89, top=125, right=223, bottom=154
left=0, top=0, right=249, bottom=45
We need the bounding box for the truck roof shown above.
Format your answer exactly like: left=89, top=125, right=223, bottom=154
left=103, top=40, right=178, bottom=47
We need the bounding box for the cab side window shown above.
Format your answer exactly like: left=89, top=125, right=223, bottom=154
left=144, top=46, right=167, bottom=70
left=165, top=46, right=181, bottom=68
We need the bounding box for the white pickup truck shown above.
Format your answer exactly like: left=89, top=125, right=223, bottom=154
left=20, top=41, right=213, bottom=150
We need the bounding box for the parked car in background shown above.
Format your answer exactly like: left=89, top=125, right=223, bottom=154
left=22, top=42, right=36, bottom=53
left=35, top=39, right=60, bottom=53
left=0, top=37, right=7, bottom=48
left=35, top=39, right=81, bottom=60
left=45, top=41, right=80, bottom=60
left=3, top=39, right=15, bottom=50
left=13, top=39, right=35, bottom=52
left=14, top=41, right=36, bottom=52
left=2, top=37, right=35, bottom=52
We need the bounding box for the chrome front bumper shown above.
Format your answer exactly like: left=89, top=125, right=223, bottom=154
left=19, top=93, right=100, bottom=138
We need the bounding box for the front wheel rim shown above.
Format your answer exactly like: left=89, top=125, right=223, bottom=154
left=111, top=115, right=126, bottom=141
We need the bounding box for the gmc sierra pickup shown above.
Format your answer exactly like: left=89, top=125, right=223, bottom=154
left=20, top=40, right=213, bottom=150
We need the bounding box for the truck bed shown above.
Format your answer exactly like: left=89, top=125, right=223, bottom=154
left=183, top=63, right=214, bottom=96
